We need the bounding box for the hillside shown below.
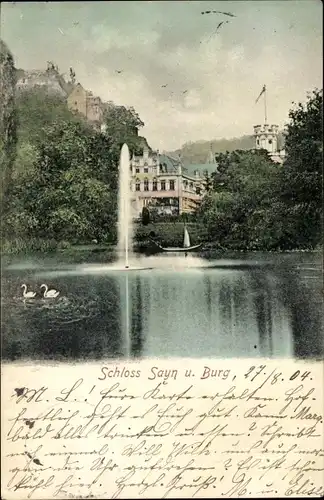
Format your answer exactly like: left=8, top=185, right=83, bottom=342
left=15, top=87, right=88, bottom=145
left=166, top=133, right=285, bottom=165
left=14, top=64, right=151, bottom=153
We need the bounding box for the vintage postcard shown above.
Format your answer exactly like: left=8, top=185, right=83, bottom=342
left=1, top=0, right=323, bottom=498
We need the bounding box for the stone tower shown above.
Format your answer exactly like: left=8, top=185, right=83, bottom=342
left=253, top=123, right=279, bottom=154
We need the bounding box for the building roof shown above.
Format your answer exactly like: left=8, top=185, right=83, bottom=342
left=67, top=82, right=85, bottom=96
left=158, top=154, right=180, bottom=173
left=183, top=163, right=218, bottom=177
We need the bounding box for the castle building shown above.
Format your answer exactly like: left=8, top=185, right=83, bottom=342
left=16, top=65, right=70, bottom=98
left=67, top=83, right=104, bottom=130
left=253, top=85, right=286, bottom=163
left=253, top=124, right=286, bottom=163
left=130, top=146, right=210, bottom=217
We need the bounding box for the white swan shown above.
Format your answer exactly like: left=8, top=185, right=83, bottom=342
left=40, top=284, right=60, bottom=298
left=21, top=284, right=36, bottom=298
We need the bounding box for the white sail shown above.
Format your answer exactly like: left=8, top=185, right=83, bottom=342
left=183, top=226, right=191, bottom=248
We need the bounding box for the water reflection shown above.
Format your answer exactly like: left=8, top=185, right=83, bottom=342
left=134, top=269, right=293, bottom=358
left=1, top=256, right=322, bottom=361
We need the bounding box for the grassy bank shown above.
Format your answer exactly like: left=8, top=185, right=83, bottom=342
left=1, top=238, right=70, bottom=255
left=1, top=223, right=207, bottom=255
left=2, top=222, right=321, bottom=258
left=135, top=222, right=208, bottom=247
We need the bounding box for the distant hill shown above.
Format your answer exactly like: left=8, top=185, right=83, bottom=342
left=165, top=133, right=285, bottom=165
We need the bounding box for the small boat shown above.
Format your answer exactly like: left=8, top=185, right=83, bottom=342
left=151, top=225, right=202, bottom=253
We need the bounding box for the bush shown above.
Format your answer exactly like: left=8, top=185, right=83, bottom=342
left=2, top=238, right=59, bottom=255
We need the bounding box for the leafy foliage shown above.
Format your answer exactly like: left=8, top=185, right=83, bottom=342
left=102, top=103, right=145, bottom=155
left=0, top=40, right=17, bottom=215
left=277, top=89, right=323, bottom=248
left=15, top=87, right=87, bottom=145
left=4, top=120, right=119, bottom=243
left=203, top=170, right=213, bottom=193
left=198, top=150, right=280, bottom=249
left=141, top=206, right=150, bottom=226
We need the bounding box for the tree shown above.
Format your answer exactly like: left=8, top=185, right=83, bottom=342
left=102, top=103, right=144, bottom=155
left=199, top=149, right=281, bottom=249
left=211, top=149, right=277, bottom=199
left=15, top=87, right=87, bottom=145
left=203, top=170, right=213, bottom=193
left=197, top=191, right=235, bottom=244
left=0, top=40, right=17, bottom=216
left=278, top=88, right=323, bottom=247
left=7, top=120, right=119, bottom=243
left=141, top=206, right=150, bottom=226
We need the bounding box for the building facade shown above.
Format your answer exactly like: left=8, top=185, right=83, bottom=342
left=130, top=146, right=217, bottom=217
left=253, top=123, right=286, bottom=163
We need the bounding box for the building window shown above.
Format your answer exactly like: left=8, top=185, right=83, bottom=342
left=144, top=179, right=149, bottom=191
left=136, top=167, right=140, bottom=173
left=144, top=167, right=148, bottom=173
left=169, top=180, right=175, bottom=191
left=136, top=179, right=140, bottom=191
left=144, top=162, right=148, bottom=166
left=129, top=166, right=132, bottom=172
left=184, top=180, right=188, bottom=189
left=268, top=139, right=272, bottom=144
left=161, top=180, right=166, bottom=191
left=153, top=180, right=158, bottom=191
left=190, top=182, right=194, bottom=189
left=196, top=186, right=201, bottom=195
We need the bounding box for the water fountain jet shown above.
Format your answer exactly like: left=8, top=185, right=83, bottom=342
left=117, top=143, right=155, bottom=271
left=118, top=143, right=133, bottom=269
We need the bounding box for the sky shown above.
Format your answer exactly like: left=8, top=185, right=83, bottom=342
left=1, top=0, right=323, bottom=151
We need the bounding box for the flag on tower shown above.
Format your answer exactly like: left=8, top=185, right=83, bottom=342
left=255, top=85, right=266, bottom=104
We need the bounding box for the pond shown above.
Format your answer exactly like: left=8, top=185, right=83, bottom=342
left=1, top=251, right=322, bottom=361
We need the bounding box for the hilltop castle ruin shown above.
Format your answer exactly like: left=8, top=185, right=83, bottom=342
left=16, top=62, right=106, bottom=130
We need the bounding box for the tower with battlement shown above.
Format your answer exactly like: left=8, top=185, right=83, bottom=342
left=253, top=124, right=285, bottom=164
left=253, top=85, right=285, bottom=164
left=254, top=123, right=279, bottom=154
